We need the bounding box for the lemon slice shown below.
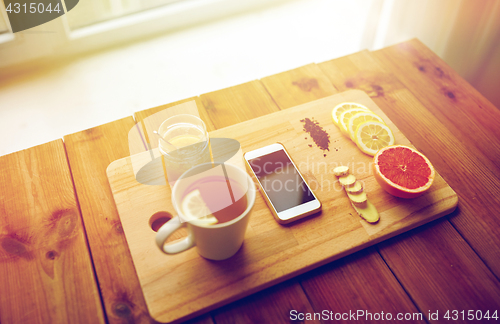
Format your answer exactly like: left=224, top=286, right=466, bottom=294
left=331, top=102, right=370, bottom=126
left=339, top=108, right=371, bottom=136
left=180, top=189, right=218, bottom=225
left=347, top=112, right=385, bottom=141
left=354, top=121, right=395, bottom=156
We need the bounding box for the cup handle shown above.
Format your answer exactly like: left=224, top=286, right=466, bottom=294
left=155, top=216, right=195, bottom=254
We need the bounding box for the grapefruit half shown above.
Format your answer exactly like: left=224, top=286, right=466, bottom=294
left=373, top=145, right=435, bottom=198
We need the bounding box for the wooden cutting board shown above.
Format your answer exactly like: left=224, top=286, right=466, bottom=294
left=107, top=90, right=457, bottom=323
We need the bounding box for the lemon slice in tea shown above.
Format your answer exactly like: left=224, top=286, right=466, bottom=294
left=354, top=121, right=395, bottom=156
left=331, top=102, right=370, bottom=126
left=181, top=189, right=218, bottom=225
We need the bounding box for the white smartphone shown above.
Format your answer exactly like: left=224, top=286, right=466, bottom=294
left=244, top=143, right=321, bottom=224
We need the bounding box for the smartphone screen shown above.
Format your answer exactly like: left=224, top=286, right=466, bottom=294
left=247, top=149, right=315, bottom=212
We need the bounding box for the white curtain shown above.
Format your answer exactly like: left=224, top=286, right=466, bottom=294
left=369, top=0, right=500, bottom=107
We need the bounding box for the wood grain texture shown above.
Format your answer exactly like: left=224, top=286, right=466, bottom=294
left=261, top=63, right=338, bottom=109
left=318, top=45, right=500, bottom=320
left=371, top=39, right=500, bottom=277
left=107, top=91, right=457, bottom=323
left=260, top=64, right=422, bottom=318
left=375, top=39, right=500, bottom=165
left=65, top=117, right=213, bottom=324
left=64, top=118, right=152, bottom=324
left=379, top=218, right=500, bottom=317
left=0, top=140, right=104, bottom=324
left=300, top=247, right=425, bottom=323
left=212, top=279, right=319, bottom=324
left=199, top=80, right=280, bottom=129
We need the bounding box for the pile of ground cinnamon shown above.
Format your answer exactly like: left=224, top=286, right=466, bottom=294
left=300, top=118, right=330, bottom=152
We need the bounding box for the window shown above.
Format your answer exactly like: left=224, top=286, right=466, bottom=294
left=0, top=10, right=8, bottom=34
left=66, top=0, right=180, bottom=30
left=0, top=1, right=10, bottom=34
left=0, top=0, right=288, bottom=69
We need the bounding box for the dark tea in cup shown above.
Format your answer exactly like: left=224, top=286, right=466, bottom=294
left=180, top=175, right=248, bottom=224
left=157, top=162, right=256, bottom=260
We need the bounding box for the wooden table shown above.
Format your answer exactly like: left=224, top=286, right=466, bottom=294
left=2, top=39, right=500, bottom=323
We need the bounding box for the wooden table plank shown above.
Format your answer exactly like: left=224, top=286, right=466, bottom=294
left=300, top=248, right=426, bottom=323
left=64, top=118, right=153, bottom=324
left=318, top=46, right=500, bottom=318
left=380, top=218, right=500, bottom=318
left=200, top=80, right=280, bottom=129
left=0, top=140, right=104, bottom=324
left=64, top=113, right=215, bottom=324
left=374, top=39, right=500, bottom=166
left=212, top=279, right=319, bottom=324
left=371, top=39, right=500, bottom=277
left=261, top=63, right=339, bottom=109
left=259, top=64, right=422, bottom=317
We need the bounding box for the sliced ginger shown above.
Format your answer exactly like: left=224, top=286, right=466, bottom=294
left=346, top=181, right=363, bottom=194
left=351, top=200, right=379, bottom=223
left=347, top=191, right=367, bottom=207
left=338, top=174, right=356, bottom=187
left=335, top=166, right=379, bottom=224
left=333, top=166, right=349, bottom=177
